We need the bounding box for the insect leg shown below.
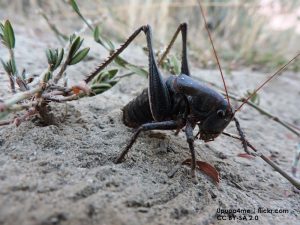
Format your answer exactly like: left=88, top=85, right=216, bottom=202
left=158, top=23, right=190, bottom=75
left=85, top=24, right=172, bottom=121
left=234, top=117, right=257, bottom=156
left=185, top=121, right=196, bottom=178
left=143, top=25, right=172, bottom=121
left=85, top=26, right=146, bottom=83
left=85, top=25, right=162, bottom=83
left=115, top=120, right=183, bottom=163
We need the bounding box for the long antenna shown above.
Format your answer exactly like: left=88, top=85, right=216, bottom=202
left=235, top=52, right=300, bottom=113
left=197, top=0, right=231, bottom=108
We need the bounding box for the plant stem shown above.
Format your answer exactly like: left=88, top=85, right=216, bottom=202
left=113, top=72, right=134, bottom=80
left=0, top=86, right=42, bottom=119
left=53, top=59, right=68, bottom=84
left=44, top=94, right=80, bottom=102
left=8, top=74, right=16, bottom=94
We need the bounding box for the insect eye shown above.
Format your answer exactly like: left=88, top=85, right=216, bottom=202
left=217, top=110, right=225, bottom=117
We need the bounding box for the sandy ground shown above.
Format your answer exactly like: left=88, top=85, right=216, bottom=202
left=0, top=16, right=299, bottom=225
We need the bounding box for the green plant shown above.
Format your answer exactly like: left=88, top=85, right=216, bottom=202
left=0, top=20, right=18, bottom=93
left=0, top=21, right=92, bottom=125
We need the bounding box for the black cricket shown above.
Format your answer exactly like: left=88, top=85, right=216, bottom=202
left=85, top=23, right=248, bottom=178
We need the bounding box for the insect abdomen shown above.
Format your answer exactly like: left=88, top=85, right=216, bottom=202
left=122, top=89, right=154, bottom=128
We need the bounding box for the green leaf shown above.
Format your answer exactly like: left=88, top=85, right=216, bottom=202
left=4, top=20, right=15, bottom=49
left=93, top=26, right=115, bottom=51
left=7, top=61, right=12, bottom=74
left=114, top=56, right=127, bottom=68
left=91, top=69, right=119, bottom=84
left=10, top=58, right=17, bottom=75
left=90, top=80, right=118, bottom=95
left=98, top=38, right=114, bottom=51
left=0, top=23, right=4, bottom=33
left=93, top=26, right=100, bottom=42
left=70, top=36, right=80, bottom=53
left=46, top=48, right=64, bottom=71
left=91, top=83, right=112, bottom=89
left=68, top=0, right=93, bottom=31
left=45, top=49, right=52, bottom=64
left=114, top=55, right=147, bottom=77
left=109, top=80, right=118, bottom=86
left=91, top=88, right=107, bottom=95
left=126, top=64, right=148, bottom=77
left=0, top=59, right=17, bottom=75
left=69, top=33, right=76, bottom=43
left=91, top=71, right=104, bottom=84
left=104, top=38, right=115, bottom=51
left=107, top=69, right=118, bottom=79
left=69, top=36, right=83, bottom=57
left=49, top=49, right=56, bottom=63
left=54, top=48, right=64, bottom=70
left=0, top=59, right=9, bottom=74
left=46, top=49, right=57, bottom=70
left=69, top=47, right=90, bottom=65
left=69, top=0, right=81, bottom=15
left=74, top=39, right=84, bottom=54
left=1, top=33, right=9, bottom=48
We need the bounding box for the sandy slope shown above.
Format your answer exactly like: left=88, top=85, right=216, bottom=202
left=0, top=20, right=299, bottom=225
